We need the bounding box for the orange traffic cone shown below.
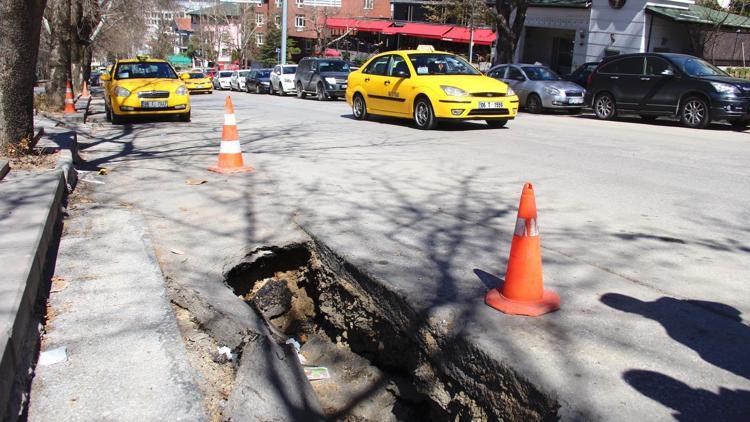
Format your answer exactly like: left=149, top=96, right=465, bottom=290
left=485, top=183, right=560, bottom=317
left=64, top=80, right=76, bottom=114
left=208, top=96, right=254, bottom=174
left=81, top=80, right=90, bottom=97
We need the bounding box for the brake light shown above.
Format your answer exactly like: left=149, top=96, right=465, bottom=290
left=586, top=72, right=594, bottom=88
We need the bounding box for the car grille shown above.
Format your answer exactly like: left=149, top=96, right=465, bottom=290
left=468, top=108, right=510, bottom=116
left=137, top=91, right=170, bottom=99
left=565, top=91, right=583, bottom=97
left=471, top=92, right=505, bottom=97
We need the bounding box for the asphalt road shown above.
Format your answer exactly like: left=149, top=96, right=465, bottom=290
left=80, top=88, right=750, bottom=420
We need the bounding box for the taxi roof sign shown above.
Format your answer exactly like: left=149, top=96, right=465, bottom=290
left=416, top=45, right=436, bottom=52
left=136, top=54, right=151, bottom=61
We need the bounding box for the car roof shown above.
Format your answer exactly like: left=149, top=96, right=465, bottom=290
left=117, top=58, right=167, bottom=64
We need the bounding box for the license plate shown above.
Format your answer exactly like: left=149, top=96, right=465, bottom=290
left=478, top=101, right=503, bottom=109
left=568, top=97, right=584, bottom=104
left=141, top=101, right=167, bottom=108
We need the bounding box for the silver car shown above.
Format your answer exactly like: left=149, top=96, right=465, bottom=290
left=487, top=64, right=586, bottom=113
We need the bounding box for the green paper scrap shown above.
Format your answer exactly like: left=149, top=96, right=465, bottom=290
left=304, top=367, right=330, bottom=381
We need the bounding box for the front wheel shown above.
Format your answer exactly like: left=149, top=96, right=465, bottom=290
left=296, top=82, right=306, bottom=99
left=414, top=97, right=437, bottom=130
left=256, top=84, right=261, bottom=94
left=594, top=93, right=617, bottom=120
left=316, top=83, right=327, bottom=101
left=526, top=94, right=543, bottom=114
left=352, top=94, right=367, bottom=120
left=179, top=111, right=191, bottom=122
left=486, top=119, right=508, bottom=128
left=268, top=83, right=275, bottom=95
left=110, top=110, right=122, bottom=125
left=680, top=96, right=710, bottom=129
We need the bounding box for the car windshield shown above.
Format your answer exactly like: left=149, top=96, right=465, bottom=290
left=257, top=70, right=271, bottom=78
left=219, top=71, right=233, bottom=77
left=189, top=73, right=205, bottom=79
left=115, top=62, right=177, bottom=80
left=239, top=71, right=249, bottom=77
left=282, top=66, right=297, bottom=74
left=522, top=66, right=561, bottom=81
left=408, top=54, right=480, bottom=76
left=678, top=57, right=728, bottom=77
left=319, top=61, right=350, bottom=72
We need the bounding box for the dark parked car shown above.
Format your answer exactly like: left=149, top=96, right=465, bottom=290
left=245, top=69, right=272, bottom=93
left=294, top=57, right=350, bottom=101
left=585, top=53, right=750, bottom=129
left=564, top=62, right=598, bottom=88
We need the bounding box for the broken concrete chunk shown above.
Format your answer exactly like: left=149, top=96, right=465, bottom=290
left=252, top=279, right=292, bottom=318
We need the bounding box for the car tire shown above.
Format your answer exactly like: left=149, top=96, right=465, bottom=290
left=110, top=110, right=122, bottom=125
left=316, top=83, right=327, bottom=101
left=486, top=119, right=508, bottom=128
left=268, top=83, right=274, bottom=95
left=352, top=94, right=368, bottom=120
left=680, top=96, right=710, bottom=129
left=105, top=104, right=112, bottom=122
left=640, top=115, right=658, bottom=123
left=526, top=94, right=543, bottom=114
left=256, top=84, right=262, bottom=94
left=414, top=97, right=437, bottom=130
left=179, top=110, right=191, bottom=122
left=594, top=93, right=617, bottom=120
left=297, top=82, right=306, bottom=99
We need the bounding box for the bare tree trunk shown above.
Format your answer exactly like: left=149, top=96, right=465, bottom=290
left=45, top=0, right=71, bottom=110
left=0, top=0, right=47, bottom=152
left=493, top=0, right=527, bottom=65
left=71, top=0, right=83, bottom=91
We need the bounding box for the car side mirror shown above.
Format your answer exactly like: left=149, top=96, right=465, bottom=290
left=99, top=73, right=111, bottom=81
left=395, top=70, right=410, bottom=78
left=180, top=73, right=190, bottom=80
left=661, top=68, right=674, bottom=76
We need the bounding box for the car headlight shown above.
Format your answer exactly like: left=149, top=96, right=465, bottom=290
left=544, top=87, right=561, bottom=96
left=441, top=86, right=468, bottom=97
left=176, top=85, right=187, bottom=95
left=507, top=87, right=515, bottom=96
left=711, top=82, right=740, bottom=95
left=325, top=77, right=337, bottom=85
left=114, top=86, right=131, bottom=97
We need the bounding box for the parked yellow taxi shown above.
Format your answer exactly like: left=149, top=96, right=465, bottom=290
left=182, top=71, right=213, bottom=94
left=346, top=49, right=519, bottom=129
left=99, top=56, right=191, bottom=124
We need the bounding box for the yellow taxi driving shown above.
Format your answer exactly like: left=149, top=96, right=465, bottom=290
left=99, top=56, right=191, bottom=124
left=181, top=71, right=213, bottom=94
left=346, top=49, right=519, bottom=129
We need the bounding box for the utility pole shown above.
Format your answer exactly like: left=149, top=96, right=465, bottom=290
left=468, top=0, right=475, bottom=64
left=281, top=0, right=288, bottom=64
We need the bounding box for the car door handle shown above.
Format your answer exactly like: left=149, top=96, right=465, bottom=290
left=609, top=76, right=619, bottom=80
left=364, top=78, right=370, bottom=82
left=640, top=77, right=651, bottom=81
left=384, top=80, right=390, bottom=86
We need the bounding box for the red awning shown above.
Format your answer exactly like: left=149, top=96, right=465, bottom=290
left=326, top=18, right=392, bottom=32
left=381, top=23, right=452, bottom=39
left=441, top=27, right=496, bottom=46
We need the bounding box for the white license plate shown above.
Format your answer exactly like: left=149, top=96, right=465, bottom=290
left=568, top=97, right=584, bottom=104
left=142, top=101, right=167, bottom=108
left=478, top=101, right=503, bottom=109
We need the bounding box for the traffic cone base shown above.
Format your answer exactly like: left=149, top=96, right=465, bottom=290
left=208, top=164, right=254, bottom=174
left=485, top=287, right=560, bottom=317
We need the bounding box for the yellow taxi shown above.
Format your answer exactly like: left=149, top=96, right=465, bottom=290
left=181, top=71, right=213, bottom=94
left=99, top=55, right=191, bottom=124
left=346, top=48, right=519, bottom=129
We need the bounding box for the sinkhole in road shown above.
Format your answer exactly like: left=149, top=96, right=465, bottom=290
left=224, top=241, right=559, bottom=421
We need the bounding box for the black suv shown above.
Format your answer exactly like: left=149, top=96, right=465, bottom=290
left=585, top=53, right=750, bottom=129
left=295, top=57, right=350, bottom=101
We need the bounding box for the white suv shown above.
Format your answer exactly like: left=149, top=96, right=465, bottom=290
left=231, top=69, right=252, bottom=91
left=269, top=64, right=298, bottom=96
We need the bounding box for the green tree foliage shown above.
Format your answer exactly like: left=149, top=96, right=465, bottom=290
left=258, top=23, right=300, bottom=65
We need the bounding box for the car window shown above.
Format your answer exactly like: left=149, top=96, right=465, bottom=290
left=507, top=67, right=524, bottom=80
left=388, top=55, right=410, bottom=77
left=487, top=66, right=506, bottom=79
left=219, top=71, right=232, bottom=77
left=239, top=71, right=249, bottom=77
left=408, top=54, right=480, bottom=75
left=114, top=62, right=177, bottom=80
left=678, top=57, right=728, bottom=77
left=364, top=55, right=390, bottom=76
left=283, top=66, right=297, bottom=74
left=522, top=66, right=561, bottom=81
left=258, top=70, right=271, bottom=78
left=189, top=72, right=205, bottom=79
left=645, top=57, right=671, bottom=76
left=319, top=60, right=350, bottom=73
left=601, top=57, right=644, bottom=75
